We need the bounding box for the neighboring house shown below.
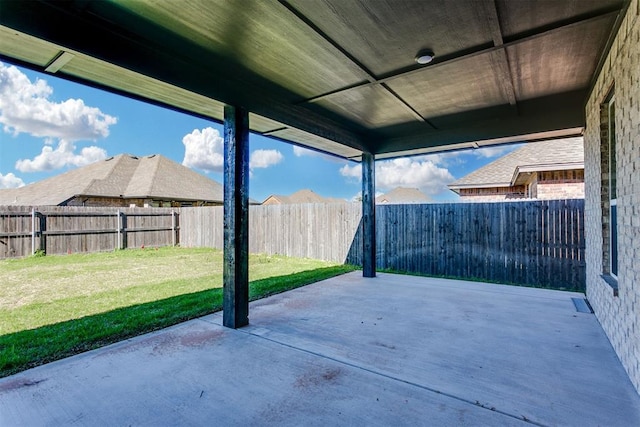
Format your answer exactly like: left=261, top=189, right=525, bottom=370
left=262, top=189, right=346, bottom=205
left=0, top=154, right=226, bottom=207
left=375, top=187, right=431, bottom=204
left=448, top=137, right=584, bottom=201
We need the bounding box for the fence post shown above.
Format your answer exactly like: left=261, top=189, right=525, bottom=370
left=122, top=211, right=128, bottom=249
left=31, top=208, right=36, bottom=255
left=116, top=210, right=121, bottom=250
left=171, top=210, right=177, bottom=247
left=38, top=211, right=46, bottom=254
left=116, top=210, right=128, bottom=250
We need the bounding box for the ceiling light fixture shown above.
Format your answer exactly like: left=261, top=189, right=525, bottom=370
left=415, top=49, right=435, bottom=65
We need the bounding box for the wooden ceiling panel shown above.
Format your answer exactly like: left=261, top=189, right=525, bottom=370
left=310, top=85, right=419, bottom=129
left=64, top=56, right=227, bottom=121
left=386, top=54, right=509, bottom=120
left=0, top=26, right=60, bottom=68
left=114, top=0, right=368, bottom=99
left=497, top=0, right=624, bottom=38
left=507, top=17, right=616, bottom=100
left=287, top=0, right=494, bottom=77
left=248, top=114, right=287, bottom=134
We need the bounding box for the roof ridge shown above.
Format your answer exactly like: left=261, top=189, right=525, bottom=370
left=122, top=156, right=148, bottom=197
left=145, top=154, right=163, bottom=196
left=80, top=154, right=128, bottom=194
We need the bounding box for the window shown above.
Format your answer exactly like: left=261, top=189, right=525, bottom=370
left=601, top=91, right=617, bottom=284
left=608, top=98, right=617, bottom=277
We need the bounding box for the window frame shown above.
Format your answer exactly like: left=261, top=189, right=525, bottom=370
left=608, top=97, right=618, bottom=279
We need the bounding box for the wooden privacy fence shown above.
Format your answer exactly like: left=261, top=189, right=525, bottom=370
left=181, top=199, right=585, bottom=291
left=180, top=203, right=362, bottom=262
left=0, top=206, right=178, bottom=258
left=1, top=200, right=585, bottom=290
left=347, top=199, right=585, bottom=291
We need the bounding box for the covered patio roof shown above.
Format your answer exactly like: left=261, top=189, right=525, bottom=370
left=0, top=0, right=629, bottom=160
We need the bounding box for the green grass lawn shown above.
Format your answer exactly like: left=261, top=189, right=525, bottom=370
left=0, top=247, right=356, bottom=377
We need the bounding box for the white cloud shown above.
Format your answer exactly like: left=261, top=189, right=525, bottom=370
left=250, top=149, right=283, bottom=169
left=182, top=127, right=225, bottom=172
left=15, top=139, right=107, bottom=172
left=340, top=163, right=362, bottom=180
left=182, top=128, right=284, bottom=174
left=340, top=157, right=455, bottom=196
left=0, top=62, right=115, bottom=173
left=0, top=62, right=117, bottom=141
left=0, top=172, right=25, bottom=189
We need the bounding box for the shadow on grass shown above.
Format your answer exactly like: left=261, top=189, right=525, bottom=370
left=0, top=265, right=356, bottom=378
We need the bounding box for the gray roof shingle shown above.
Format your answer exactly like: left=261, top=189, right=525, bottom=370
left=262, top=189, right=346, bottom=205
left=0, top=154, right=224, bottom=205
left=376, top=187, right=431, bottom=204
left=448, top=137, right=584, bottom=190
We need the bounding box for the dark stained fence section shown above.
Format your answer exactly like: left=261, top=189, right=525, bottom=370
left=0, top=206, right=178, bottom=258
left=347, top=199, right=585, bottom=291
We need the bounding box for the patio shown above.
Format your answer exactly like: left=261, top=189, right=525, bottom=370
left=1, top=272, right=639, bottom=426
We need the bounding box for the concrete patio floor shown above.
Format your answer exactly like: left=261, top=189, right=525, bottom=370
left=1, top=272, right=639, bottom=426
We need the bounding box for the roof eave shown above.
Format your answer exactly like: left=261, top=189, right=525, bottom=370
left=510, top=161, right=585, bottom=185
left=447, top=182, right=513, bottom=191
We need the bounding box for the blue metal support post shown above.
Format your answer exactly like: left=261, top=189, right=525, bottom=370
left=223, top=105, right=250, bottom=328
left=362, top=152, right=376, bottom=277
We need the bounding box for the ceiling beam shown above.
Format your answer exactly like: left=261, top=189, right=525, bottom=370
left=374, top=89, right=587, bottom=156
left=379, top=83, right=432, bottom=124
left=483, top=0, right=518, bottom=107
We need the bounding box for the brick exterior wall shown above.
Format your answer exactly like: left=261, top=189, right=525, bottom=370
left=64, top=197, right=221, bottom=207
left=458, top=185, right=526, bottom=201
left=584, top=0, right=640, bottom=395
left=535, top=182, right=585, bottom=199
left=65, top=197, right=150, bottom=207
left=458, top=171, right=584, bottom=202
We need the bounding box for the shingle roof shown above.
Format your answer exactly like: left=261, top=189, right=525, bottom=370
left=448, top=137, right=584, bottom=191
left=375, top=187, right=431, bottom=204
left=0, top=154, right=224, bottom=205
left=262, top=189, right=346, bottom=205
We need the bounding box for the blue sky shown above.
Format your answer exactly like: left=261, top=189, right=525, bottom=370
left=0, top=61, right=521, bottom=203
